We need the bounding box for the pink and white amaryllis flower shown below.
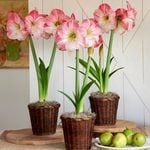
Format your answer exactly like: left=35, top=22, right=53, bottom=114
left=93, top=3, right=116, bottom=33
left=25, top=10, right=45, bottom=38
left=80, top=18, right=103, bottom=48
left=115, top=8, right=128, bottom=34
left=124, top=1, right=137, bottom=31
left=55, top=20, right=84, bottom=51
left=44, top=9, right=69, bottom=36
left=115, top=1, right=137, bottom=34
left=7, top=12, right=27, bottom=40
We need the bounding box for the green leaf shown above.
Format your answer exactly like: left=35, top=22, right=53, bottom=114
left=109, top=67, right=124, bottom=78
left=72, top=91, right=79, bottom=103
left=110, top=56, right=114, bottom=64
left=91, top=57, right=99, bottom=73
left=59, top=91, right=76, bottom=107
left=102, top=57, right=114, bottom=81
left=68, top=66, right=100, bottom=90
left=79, top=58, right=99, bottom=82
left=39, top=58, right=48, bottom=98
left=68, top=66, right=94, bottom=82
left=79, top=80, right=94, bottom=101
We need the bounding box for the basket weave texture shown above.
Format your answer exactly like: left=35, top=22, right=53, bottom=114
left=89, top=92, right=119, bottom=125
left=28, top=101, right=60, bottom=136
left=61, top=114, right=95, bottom=150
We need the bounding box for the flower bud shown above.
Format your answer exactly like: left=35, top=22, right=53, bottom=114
left=88, top=47, right=94, bottom=56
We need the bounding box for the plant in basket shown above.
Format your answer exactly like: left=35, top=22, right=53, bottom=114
left=6, top=9, right=70, bottom=135
left=56, top=15, right=103, bottom=149
left=79, top=1, right=137, bottom=125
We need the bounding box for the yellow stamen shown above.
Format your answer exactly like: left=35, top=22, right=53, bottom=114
left=54, top=21, right=60, bottom=27
left=68, top=32, right=76, bottom=41
left=87, top=29, right=93, bottom=36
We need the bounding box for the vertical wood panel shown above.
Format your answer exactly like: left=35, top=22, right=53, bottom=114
left=124, top=76, right=145, bottom=126
left=123, top=0, right=142, bottom=51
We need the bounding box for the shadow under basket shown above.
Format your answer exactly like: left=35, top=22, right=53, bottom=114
left=61, top=112, right=96, bottom=150
left=28, top=101, right=60, bottom=136
left=89, top=92, right=119, bottom=126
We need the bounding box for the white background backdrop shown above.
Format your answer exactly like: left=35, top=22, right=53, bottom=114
left=0, top=0, right=150, bottom=132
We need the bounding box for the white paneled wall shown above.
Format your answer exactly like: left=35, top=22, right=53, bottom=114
left=30, top=0, right=150, bottom=126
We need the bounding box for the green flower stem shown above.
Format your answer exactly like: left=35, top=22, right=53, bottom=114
left=82, top=55, right=91, bottom=90
left=77, top=48, right=93, bottom=114
left=76, top=56, right=91, bottom=113
left=47, top=42, right=56, bottom=82
left=75, top=49, right=80, bottom=99
left=76, top=99, right=84, bottom=113
left=29, top=37, right=57, bottom=102
left=29, top=36, right=43, bottom=101
left=104, top=30, right=115, bottom=93
left=82, top=47, right=93, bottom=90
left=99, top=45, right=104, bottom=92
left=42, top=42, right=57, bottom=101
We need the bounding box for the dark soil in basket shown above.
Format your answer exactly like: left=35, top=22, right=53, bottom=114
left=90, top=91, right=120, bottom=100
left=61, top=112, right=96, bottom=120
left=28, top=101, right=60, bottom=108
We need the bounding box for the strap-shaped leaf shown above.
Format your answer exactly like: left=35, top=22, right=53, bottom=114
left=79, top=58, right=99, bottom=82
left=102, top=56, right=114, bottom=81
left=72, top=91, right=80, bottom=103
left=79, top=80, right=94, bottom=102
left=110, top=56, right=114, bottom=64
left=68, top=66, right=100, bottom=90
left=59, top=91, right=76, bottom=107
left=109, top=67, right=124, bottom=78
left=91, top=57, right=99, bottom=73
left=39, top=58, right=48, bottom=97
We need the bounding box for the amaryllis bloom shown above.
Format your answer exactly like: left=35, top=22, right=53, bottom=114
left=115, top=8, right=128, bottom=34
left=124, top=1, right=137, bottom=30
left=80, top=18, right=103, bottom=48
left=44, top=9, right=69, bottom=36
left=55, top=20, right=84, bottom=51
left=7, top=12, right=27, bottom=40
left=116, top=1, right=137, bottom=34
left=25, top=10, right=45, bottom=38
left=93, top=3, right=116, bottom=33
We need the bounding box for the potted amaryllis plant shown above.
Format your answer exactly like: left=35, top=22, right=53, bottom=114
left=6, top=9, right=69, bottom=135
left=80, top=1, right=137, bottom=125
left=56, top=15, right=102, bottom=150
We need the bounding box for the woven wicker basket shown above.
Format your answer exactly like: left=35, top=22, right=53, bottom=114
left=28, top=101, right=60, bottom=136
left=89, top=92, right=119, bottom=125
left=61, top=113, right=95, bottom=150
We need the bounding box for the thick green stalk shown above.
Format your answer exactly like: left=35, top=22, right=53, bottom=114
left=82, top=47, right=93, bottom=90
left=76, top=99, right=84, bottom=113
left=29, top=36, right=43, bottom=102
left=104, top=30, right=115, bottom=93
left=76, top=56, right=91, bottom=114
left=77, top=48, right=93, bottom=114
left=75, top=49, right=80, bottom=99
left=82, top=56, right=91, bottom=90
left=47, top=42, right=57, bottom=82
left=43, top=42, right=57, bottom=101
left=99, top=45, right=104, bottom=92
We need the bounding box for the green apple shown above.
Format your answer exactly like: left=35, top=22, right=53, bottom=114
left=99, top=132, right=113, bottom=146
left=132, top=132, right=146, bottom=147
left=111, top=133, right=127, bottom=148
left=123, top=128, right=134, bottom=145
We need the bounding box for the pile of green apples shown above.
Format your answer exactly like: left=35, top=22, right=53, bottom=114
left=99, top=128, right=146, bottom=148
